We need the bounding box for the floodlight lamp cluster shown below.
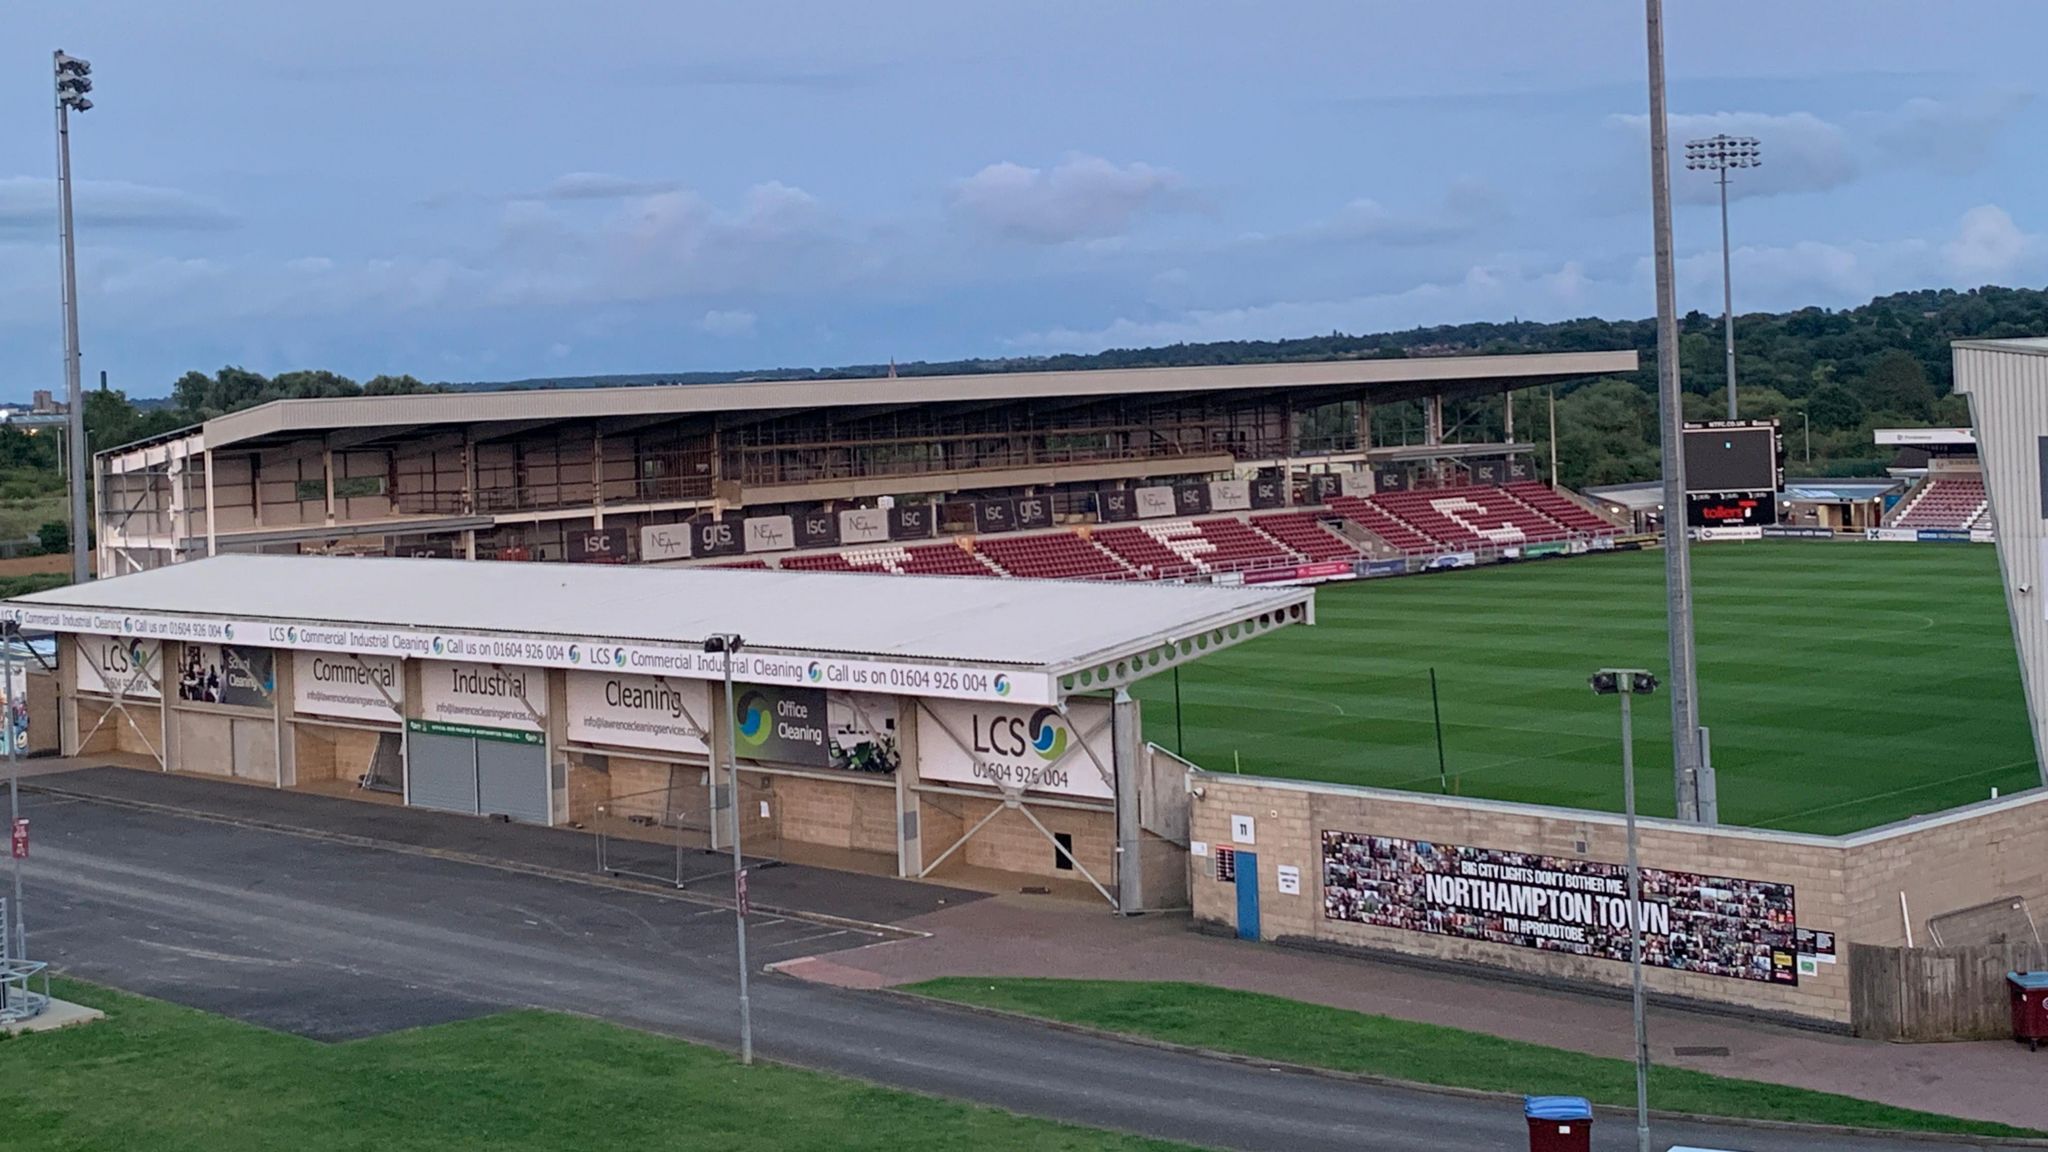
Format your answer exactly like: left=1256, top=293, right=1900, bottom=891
left=54, top=52, right=92, bottom=113
left=1590, top=671, right=1660, bottom=697
left=1684, top=135, right=1760, bottom=171
left=702, top=634, right=745, bottom=655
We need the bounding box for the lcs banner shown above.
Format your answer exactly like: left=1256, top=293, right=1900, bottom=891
left=1323, top=831, right=1799, bottom=985
left=917, top=698, right=1114, bottom=800
left=76, top=635, right=162, bottom=699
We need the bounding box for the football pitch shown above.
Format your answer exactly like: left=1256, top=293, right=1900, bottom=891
left=1134, top=542, right=2039, bottom=834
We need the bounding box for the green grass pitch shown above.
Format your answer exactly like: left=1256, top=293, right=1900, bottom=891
left=1133, top=541, right=2039, bottom=834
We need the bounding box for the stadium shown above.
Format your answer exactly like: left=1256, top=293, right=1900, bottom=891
left=8, top=338, right=2046, bottom=1030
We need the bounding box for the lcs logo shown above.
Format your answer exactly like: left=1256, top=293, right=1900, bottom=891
left=972, top=707, right=1070, bottom=761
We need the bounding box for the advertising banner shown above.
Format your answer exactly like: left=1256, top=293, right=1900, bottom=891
left=916, top=698, right=1114, bottom=800
left=1375, top=468, right=1409, bottom=492
left=1135, top=486, right=1176, bottom=519
left=1208, top=479, right=1250, bottom=512
left=177, top=644, right=276, bottom=709
left=1686, top=491, right=1777, bottom=530
left=567, top=526, right=630, bottom=564
left=692, top=518, right=745, bottom=558
left=17, top=612, right=1053, bottom=705
left=1915, top=528, right=1972, bottom=544
left=75, top=635, right=161, bottom=699
left=743, top=515, right=796, bottom=554
left=1472, top=461, right=1504, bottom=485
left=639, top=523, right=692, bottom=562
left=1363, top=558, right=1408, bottom=577
left=1308, top=474, right=1342, bottom=504
left=1098, top=490, right=1136, bottom=522
left=419, top=659, right=544, bottom=733
left=1337, top=471, right=1375, bottom=497
left=0, top=663, right=24, bottom=755
left=1866, top=527, right=1918, bottom=543
left=1972, top=526, right=1997, bottom=544
left=1761, top=526, right=1834, bottom=540
left=387, top=538, right=456, bottom=559
left=1248, top=477, right=1287, bottom=510
left=972, top=499, right=1016, bottom=534
left=829, top=692, right=899, bottom=774
left=1523, top=541, right=1571, bottom=558
left=293, top=651, right=403, bottom=724
left=839, top=506, right=890, bottom=545
left=566, top=670, right=710, bottom=755
left=1174, top=484, right=1211, bottom=516
left=1242, top=560, right=1356, bottom=585
left=1323, top=831, right=1799, bottom=985
left=734, top=683, right=829, bottom=768
left=1692, top=526, right=1763, bottom=542
left=888, top=503, right=934, bottom=541
left=1425, top=551, right=1477, bottom=570
left=1012, top=495, right=1053, bottom=530
left=794, top=510, right=840, bottom=550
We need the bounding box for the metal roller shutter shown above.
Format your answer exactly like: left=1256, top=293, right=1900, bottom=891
left=476, top=738, right=550, bottom=824
left=406, top=731, right=478, bottom=815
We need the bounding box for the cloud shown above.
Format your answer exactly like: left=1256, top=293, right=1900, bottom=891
left=1005, top=260, right=1596, bottom=352
left=1670, top=204, right=2044, bottom=310
left=1607, top=111, right=1857, bottom=204
left=698, top=309, right=757, bottom=337
left=1311, top=179, right=1508, bottom=246
left=1873, top=92, right=2034, bottom=170
left=539, top=172, right=685, bottom=200
left=951, top=155, right=1180, bottom=244
left=0, top=177, right=237, bottom=232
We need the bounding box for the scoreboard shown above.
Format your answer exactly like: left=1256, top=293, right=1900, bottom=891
left=1683, top=420, right=1782, bottom=529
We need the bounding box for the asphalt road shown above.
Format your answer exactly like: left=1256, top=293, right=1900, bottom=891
left=17, top=792, right=2014, bottom=1152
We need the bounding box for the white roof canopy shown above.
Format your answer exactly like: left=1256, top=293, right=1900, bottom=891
left=6, top=555, right=1312, bottom=705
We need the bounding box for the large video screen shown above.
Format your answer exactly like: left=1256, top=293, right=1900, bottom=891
left=1684, top=423, right=1779, bottom=494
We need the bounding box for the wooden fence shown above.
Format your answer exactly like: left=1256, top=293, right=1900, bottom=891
left=1850, top=941, right=2047, bottom=1040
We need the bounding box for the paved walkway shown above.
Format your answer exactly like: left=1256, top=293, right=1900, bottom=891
left=775, top=896, right=2048, bottom=1132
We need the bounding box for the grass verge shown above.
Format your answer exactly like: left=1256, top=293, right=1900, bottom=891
left=907, top=978, right=2040, bottom=1139
left=0, top=978, right=1190, bottom=1152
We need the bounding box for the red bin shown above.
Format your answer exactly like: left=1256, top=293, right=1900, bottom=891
left=1523, top=1096, right=1592, bottom=1152
left=2010, top=971, right=2048, bottom=1051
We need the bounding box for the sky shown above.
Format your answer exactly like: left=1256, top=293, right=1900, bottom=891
left=2, top=1, right=2044, bottom=395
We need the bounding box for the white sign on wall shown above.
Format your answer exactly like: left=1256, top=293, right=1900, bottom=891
left=744, top=515, right=796, bottom=554
left=639, top=523, right=692, bottom=562
left=1338, top=471, right=1375, bottom=497
left=293, top=651, right=402, bottom=724
left=1277, top=865, right=1301, bottom=895
left=1135, top=486, right=1177, bottom=519
left=839, top=507, right=890, bottom=545
left=1208, top=479, right=1251, bottom=512
left=565, top=670, right=710, bottom=755
left=917, top=698, right=1114, bottom=800
left=75, top=635, right=162, bottom=699
left=1231, top=814, right=1256, bottom=844
left=419, top=660, right=544, bottom=733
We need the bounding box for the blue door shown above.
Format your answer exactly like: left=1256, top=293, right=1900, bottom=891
left=1234, top=850, right=1260, bottom=940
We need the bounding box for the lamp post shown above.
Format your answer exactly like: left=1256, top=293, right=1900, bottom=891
left=3, top=621, right=23, bottom=969
left=1684, top=134, right=1761, bottom=422
left=1642, top=0, right=1705, bottom=823
left=704, top=633, right=753, bottom=1066
left=54, top=51, right=93, bottom=585
left=1591, top=668, right=1660, bottom=1152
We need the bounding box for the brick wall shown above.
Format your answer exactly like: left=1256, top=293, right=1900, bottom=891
left=1841, top=794, right=2048, bottom=948
left=291, top=724, right=385, bottom=785
left=1196, top=770, right=1925, bottom=1020
left=77, top=697, right=162, bottom=758
left=773, top=773, right=898, bottom=855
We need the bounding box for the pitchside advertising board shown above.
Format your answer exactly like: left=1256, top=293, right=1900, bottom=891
left=1323, top=832, right=1800, bottom=985
left=919, top=698, right=1114, bottom=800
left=293, top=651, right=403, bottom=724
left=14, top=609, right=1051, bottom=704
left=75, top=635, right=161, bottom=698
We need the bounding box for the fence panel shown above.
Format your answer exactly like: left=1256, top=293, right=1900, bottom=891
left=1851, top=940, right=2047, bottom=1040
